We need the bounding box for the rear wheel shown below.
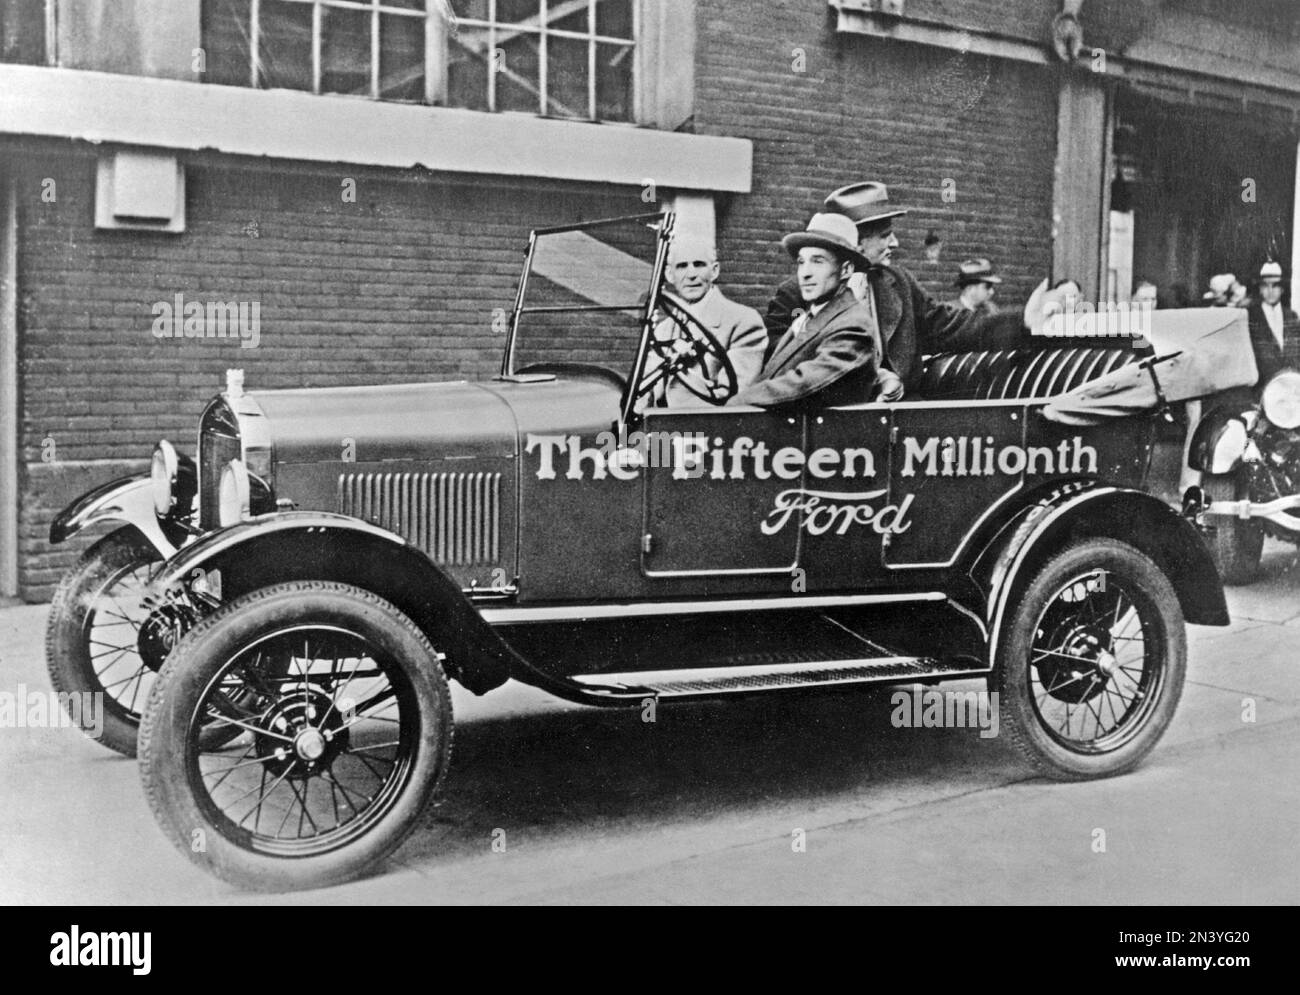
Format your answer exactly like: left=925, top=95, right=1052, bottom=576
left=139, top=581, right=453, bottom=892
left=1202, top=471, right=1263, bottom=585
left=996, top=539, right=1185, bottom=780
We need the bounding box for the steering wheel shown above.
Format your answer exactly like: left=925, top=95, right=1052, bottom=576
left=636, top=294, right=739, bottom=406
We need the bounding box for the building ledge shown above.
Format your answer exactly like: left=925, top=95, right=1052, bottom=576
left=0, top=64, right=752, bottom=193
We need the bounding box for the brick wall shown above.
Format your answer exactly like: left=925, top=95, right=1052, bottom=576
left=696, top=0, right=1058, bottom=318
left=15, top=150, right=643, bottom=598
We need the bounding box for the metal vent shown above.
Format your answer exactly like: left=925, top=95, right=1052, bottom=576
left=337, top=471, right=501, bottom=565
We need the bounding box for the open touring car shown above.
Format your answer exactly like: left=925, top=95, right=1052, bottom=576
left=47, top=212, right=1248, bottom=891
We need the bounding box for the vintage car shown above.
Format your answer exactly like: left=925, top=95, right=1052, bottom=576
left=47, top=212, right=1249, bottom=892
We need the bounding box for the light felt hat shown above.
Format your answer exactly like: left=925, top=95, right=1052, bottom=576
left=781, top=212, right=870, bottom=270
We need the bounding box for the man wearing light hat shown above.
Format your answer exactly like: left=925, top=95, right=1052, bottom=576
left=731, top=212, right=892, bottom=407
left=765, top=182, right=1034, bottom=397
left=1246, top=260, right=1299, bottom=383
left=948, top=258, right=1002, bottom=316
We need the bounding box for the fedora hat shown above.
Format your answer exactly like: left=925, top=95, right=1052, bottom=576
left=1259, top=260, right=1285, bottom=284
left=824, top=181, right=908, bottom=227
left=955, top=258, right=1002, bottom=286
left=781, top=213, right=870, bottom=270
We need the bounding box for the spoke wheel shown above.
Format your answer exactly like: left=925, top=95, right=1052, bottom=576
left=139, top=581, right=452, bottom=892
left=46, top=528, right=163, bottom=756
left=996, top=539, right=1185, bottom=780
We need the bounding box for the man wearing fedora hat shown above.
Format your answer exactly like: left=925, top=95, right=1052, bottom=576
left=949, top=258, right=1002, bottom=316
left=1246, top=260, right=1300, bottom=383
left=731, top=212, right=894, bottom=407
left=765, top=182, right=1035, bottom=397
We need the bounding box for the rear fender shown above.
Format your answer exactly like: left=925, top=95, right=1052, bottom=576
left=49, top=474, right=179, bottom=556
left=984, top=485, right=1228, bottom=663
left=152, top=512, right=511, bottom=694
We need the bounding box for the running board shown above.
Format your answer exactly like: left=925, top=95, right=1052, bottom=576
left=570, top=655, right=986, bottom=699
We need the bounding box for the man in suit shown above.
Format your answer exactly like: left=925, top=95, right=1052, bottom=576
left=948, top=258, right=1002, bottom=316
left=732, top=213, right=891, bottom=408
left=642, top=235, right=767, bottom=406
left=766, top=182, right=1040, bottom=399
left=1245, top=261, right=1300, bottom=383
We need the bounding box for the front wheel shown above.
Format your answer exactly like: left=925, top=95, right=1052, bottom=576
left=995, top=539, right=1186, bottom=780
left=45, top=528, right=163, bottom=756
left=1202, top=471, right=1263, bottom=585
left=139, top=581, right=453, bottom=892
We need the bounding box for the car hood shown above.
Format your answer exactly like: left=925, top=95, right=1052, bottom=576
left=249, top=375, right=622, bottom=464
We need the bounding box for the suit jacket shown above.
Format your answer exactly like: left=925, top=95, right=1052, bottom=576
left=733, top=283, right=881, bottom=407
left=1245, top=300, right=1300, bottom=384
left=766, top=266, right=1028, bottom=392
left=645, top=287, right=768, bottom=406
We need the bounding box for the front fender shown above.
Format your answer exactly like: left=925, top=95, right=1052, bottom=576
left=985, top=485, right=1228, bottom=664
left=152, top=512, right=511, bottom=695
left=49, top=474, right=178, bottom=557
left=1187, top=409, right=1248, bottom=474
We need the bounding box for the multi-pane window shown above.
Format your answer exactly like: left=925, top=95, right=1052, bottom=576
left=448, top=1, right=636, bottom=122
left=204, top=0, right=428, bottom=101
left=201, top=0, right=637, bottom=122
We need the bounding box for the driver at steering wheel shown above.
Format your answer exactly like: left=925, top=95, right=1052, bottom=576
left=641, top=235, right=767, bottom=407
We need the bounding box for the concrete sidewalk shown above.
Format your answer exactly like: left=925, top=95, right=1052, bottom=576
left=2, top=541, right=1298, bottom=905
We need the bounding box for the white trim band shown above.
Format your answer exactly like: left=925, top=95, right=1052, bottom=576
left=0, top=65, right=753, bottom=193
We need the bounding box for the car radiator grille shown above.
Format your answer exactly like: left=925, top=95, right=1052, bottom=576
left=199, top=431, right=240, bottom=529
left=337, top=471, right=501, bottom=565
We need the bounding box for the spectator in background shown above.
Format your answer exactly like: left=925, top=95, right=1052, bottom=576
left=949, top=258, right=1002, bottom=316
left=1052, top=278, right=1082, bottom=310
left=1133, top=279, right=1158, bottom=309
left=1245, top=260, right=1300, bottom=382
left=1204, top=273, right=1248, bottom=308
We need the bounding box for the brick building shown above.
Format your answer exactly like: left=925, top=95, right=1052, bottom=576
left=2, top=0, right=1299, bottom=601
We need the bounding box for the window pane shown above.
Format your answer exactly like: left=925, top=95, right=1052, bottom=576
left=452, top=0, right=490, bottom=21
left=201, top=0, right=252, bottom=87
left=321, top=7, right=372, bottom=96
left=596, top=0, right=633, bottom=39
left=497, top=0, right=541, bottom=24
left=259, top=0, right=312, bottom=91
left=497, top=33, right=541, bottom=113
left=380, top=12, right=425, bottom=101
left=547, top=35, right=587, bottom=118
left=596, top=41, right=632, bottom=121
left=551, top=5, right=589, bottom=35
left=447, top=24, right=491, bottom=109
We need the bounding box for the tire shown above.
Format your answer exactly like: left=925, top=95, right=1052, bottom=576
left=995, top=539, right=1186, bottom=780
left=1202, top=472, right=1263, bottom=585
left=139, top=581, right=453, bottom=892
left=45, top=528, right=163, bottom=756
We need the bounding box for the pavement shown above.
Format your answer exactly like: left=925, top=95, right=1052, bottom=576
left=1, top=540, right=1298, bottom=905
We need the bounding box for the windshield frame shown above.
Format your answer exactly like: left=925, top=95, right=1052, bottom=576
left=501, top=210, right=676, bottom=425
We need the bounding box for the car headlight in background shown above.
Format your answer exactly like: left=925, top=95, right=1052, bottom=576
left=219, top=459, right=250, bottom=526
left=151, top=440, right=179, bottom=515
left=1261, top=370, right=1300, bottom=430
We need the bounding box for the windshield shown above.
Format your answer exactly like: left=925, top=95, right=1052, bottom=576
left=505, top=212, right=669, bottom=381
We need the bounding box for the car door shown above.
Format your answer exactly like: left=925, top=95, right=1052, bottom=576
left=640, top=407, right=804, bottom=576
left=884, top=402, right=1027, bottom=568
